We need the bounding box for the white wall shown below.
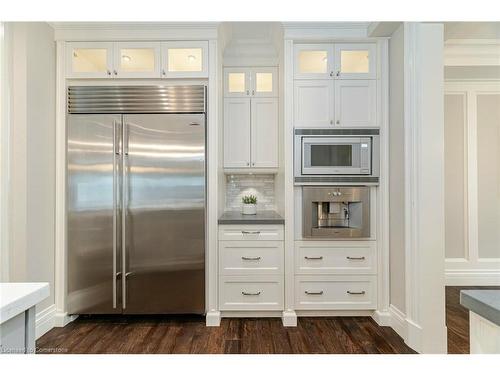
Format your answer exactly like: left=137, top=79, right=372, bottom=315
left=7, top=22, right=56, bottom=313
left=388, top=23, right=406, bottom=314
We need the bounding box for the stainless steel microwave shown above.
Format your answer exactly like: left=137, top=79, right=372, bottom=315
left=294, top=128, right=380, bottom=185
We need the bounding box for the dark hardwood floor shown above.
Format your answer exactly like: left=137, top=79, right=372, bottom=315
left=446, top=285, right=500, bottom=354
left=36, top=315, right=415, bottom=354
left=36, top=286, right=499, bottom=354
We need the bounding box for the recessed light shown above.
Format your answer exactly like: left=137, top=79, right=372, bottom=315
left=187, top=55, right=196, bottom=62
left=323, top=57, right=327, bottom=62
left=122, top=55, right=132, bottom=62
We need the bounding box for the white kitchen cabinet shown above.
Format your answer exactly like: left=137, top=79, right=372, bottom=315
left=219, top=240, right=284, bottom=276
left=224, top=98, right=251, bottom=168
left=218, top=224, right=284, bottom=312
left=219, top=275, right=284, bottom=311
left=224, top=68, right=251, bottom=97
left=251, top=98, right=279, bottom=167
left=66, top=42, right=114, bottom=79
left=223, top=67, right=279, bottom=169
left=294, top=44, right=334, bottom=79
left=295, top=275, right=377, bottom=310
left=334, top=43, right=377, bottom=80
left=113, top=42, right=161, bottom=78
left=335, top=80, right=377, bottom=127
left=251, top=67, right=278, bottom=97
left=224, top=67, right=278, bottom=98
left=161, top=41, right=208, bottom=78
left=294, top=80, right=334, bottom=127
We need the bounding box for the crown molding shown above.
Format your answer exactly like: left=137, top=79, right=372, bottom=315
left=50, top=22, right=220, bottom=41
left=282, top=22, right=369, bottom=40
left=444, top=39, right=500, bottom=66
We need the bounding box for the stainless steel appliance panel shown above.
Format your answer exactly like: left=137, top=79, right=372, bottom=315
left=302, top=186, right=370, bottom=239
left=122, top=114, right=206, bottom=313
left=67, top=114, right=122, bottom=314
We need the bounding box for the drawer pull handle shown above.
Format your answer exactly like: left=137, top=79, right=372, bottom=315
left=346, top=256, right=366, bottom=260
left=241, top=231, right=261, bottom=235
left=242, top=291, right=261, bottom=296
left=305, top=256, right=323, bottom=260
left=347, top=291, right=366, bottom=295
left=305, top=290, right=324, bottom=295
left=242, top=256, right=261, bottom=261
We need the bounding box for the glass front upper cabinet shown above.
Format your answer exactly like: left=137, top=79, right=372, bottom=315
left=334, top=43, right=377, bottom=79
left=161, top=41, right=208, bottom=78
left=224, top=68, right=251, bottom=97
left=294, top=44, right=334, bottom=79
left=66, top=42, right=114, bottom=78
left=251, top=67, right=278, bottom=97
left=114, top=42, right=161, bottom=78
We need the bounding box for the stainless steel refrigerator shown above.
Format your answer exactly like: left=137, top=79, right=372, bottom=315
left=67, top=86, right=206, bottom=314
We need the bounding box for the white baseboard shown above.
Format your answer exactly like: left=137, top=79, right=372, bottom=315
left=445, top=270, right=500, bottom=286
left=35, top=304, right=56, bottom=339
left=388, top=304, right=407, bottom=341
left=372, top=310, right=391, bottom=326
left=54, top=311, right=78, bottom=327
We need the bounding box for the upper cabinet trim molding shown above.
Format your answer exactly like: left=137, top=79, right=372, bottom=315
left=444, top=39, right=500, bottom=66
left=50, top=22, right=219, bottom=41
left=282, top=22, right=370, bottom=40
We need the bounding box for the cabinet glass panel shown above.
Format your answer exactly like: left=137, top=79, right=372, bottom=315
left=167, top=48, right=203, bottom=72
left=298, top=51, right=328, bottom=74
left=255, top=73, right=273, bottom=93
left=72, top=48, right=108, bottom=73
left=118, top=48, right=155, bottom=72
left=228, top=73, right=246, bottom=93
left=340, top=50, right=370, bottom=74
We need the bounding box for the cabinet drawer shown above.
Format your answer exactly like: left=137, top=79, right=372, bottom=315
left=219, top=276, right=283, bottom=311
left=219, top=225, right=284, bottom=241
left=220, top=241, right=283, bottom=275
left=295, top=241, right=377, bottom=275
left=295, top=275, right=377, bottom=310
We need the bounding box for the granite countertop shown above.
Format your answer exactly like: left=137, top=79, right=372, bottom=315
left=460, top=290, right=500, bottom=326
left=0, top=282, right=50, bottom=324
left=218, top=210, right=284, bottom=225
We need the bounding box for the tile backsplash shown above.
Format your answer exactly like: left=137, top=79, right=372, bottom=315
left=225, top=174, right=275, bottom=211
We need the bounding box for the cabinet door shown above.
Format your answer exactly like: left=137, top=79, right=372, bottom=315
left=251, top=98, right=279, bottom=168
left=224, top=98, right=251, bottom=168
left=161, top=41, right=208, bottom=78
left=251, top=67, right=278, bottom=98
left=335, top=80, right=377, bottom=127
left=294, top=44, right=334, bottom=79
left=224, top=68, right=251, bottom=98
left=294, top=80, right=334, bottom=128
left=66, top=42, right=113, bottom=79
left=113, top=42, right=161, bottom=78
left=334, top=43, right=377, bottom=79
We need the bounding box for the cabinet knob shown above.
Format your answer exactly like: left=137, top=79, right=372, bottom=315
left=107, top=70, right=111, bottom=76
left=252, top=90, right=255, bottom=95
left=330, top=120, right=334, bottom=125
left=336, top=120, right=340, bottom=125
left=329, top=71, right=334, bottom=77
left=162, top=69, right=166, bottom=76
left=113, top=70, right=117, bottom=76
left=246, top=162, right=250, bottom=166
left=246, top=90, right=249, bottom=95
left=336, top=71, right=340, bottom=77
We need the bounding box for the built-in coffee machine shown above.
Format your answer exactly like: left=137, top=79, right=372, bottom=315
left=302, top=186, right=370, bottom=239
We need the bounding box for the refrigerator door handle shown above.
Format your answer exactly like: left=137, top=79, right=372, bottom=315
left=123, top=122, right=129, bottom=156
left=121, top=121, right=128, bottom=309
left=112, top=120, right=119, bottom=309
